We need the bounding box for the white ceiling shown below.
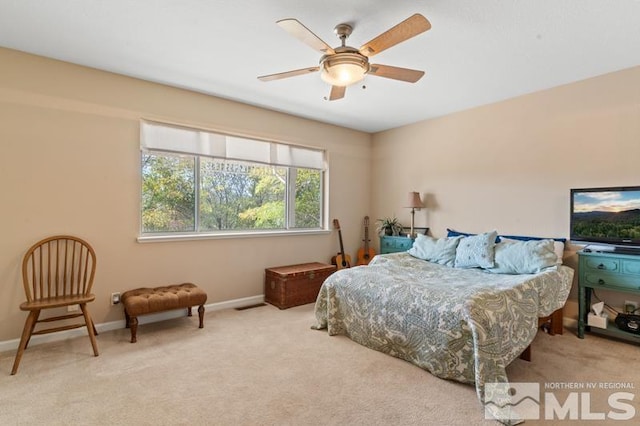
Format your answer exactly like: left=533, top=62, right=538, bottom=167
left=1, top=0, right=639, bottom=133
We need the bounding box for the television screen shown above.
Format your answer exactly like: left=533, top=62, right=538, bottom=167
left=570, top=186, right=640, bottom=246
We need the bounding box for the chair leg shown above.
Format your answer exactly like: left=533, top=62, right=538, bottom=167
left=80, top=304, right=99, bottom=357
left=24, top=309, right=41, bottom=350
left=11, top=310, right=39, bottom=375
left=198, top=305, right=205, bottom=328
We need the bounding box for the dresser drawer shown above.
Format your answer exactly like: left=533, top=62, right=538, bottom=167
left=583, top=256, right=620, bottom=273
left=584, top=272, right=640, bottom=291
left=393, top=238, right=413, bottom=250
left=380, top=236, right=414, bottom=254
left=622, top=259, right=640, bottom=275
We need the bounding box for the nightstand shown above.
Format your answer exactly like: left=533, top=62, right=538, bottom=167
left=379, top=235, right=414, bottom=254
left=577, top=250, right=640, bottom=343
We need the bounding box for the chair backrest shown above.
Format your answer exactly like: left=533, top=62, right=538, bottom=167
left=22, top=235, right=97, bottom=302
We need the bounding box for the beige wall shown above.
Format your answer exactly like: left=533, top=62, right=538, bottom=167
left=371, top=66, right=640, bottom=317
left=2, top=46, right=638, bottom=342
left=0, top=47, right=372, bottom=341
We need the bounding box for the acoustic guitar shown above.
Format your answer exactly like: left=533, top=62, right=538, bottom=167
left=356, top=216, right=376, bottom=266
left=332, top=219, right=351, bottom=270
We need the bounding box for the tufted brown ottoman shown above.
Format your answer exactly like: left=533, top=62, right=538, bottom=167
left=121, top=283, right=207, bottom=343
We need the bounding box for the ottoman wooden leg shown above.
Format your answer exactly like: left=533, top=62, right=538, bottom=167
left=187, top=306, right=192, bottom=317
left=198, top=305, right=205, bottom=328
left=125, top=311, right=130, bottom=328
left=129, top=316, right=138, bottom=343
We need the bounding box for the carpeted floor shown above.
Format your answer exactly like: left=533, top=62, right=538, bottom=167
left=0, top=303, right=638, bottom=425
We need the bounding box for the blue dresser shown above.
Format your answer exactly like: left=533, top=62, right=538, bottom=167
left=379, top=235, right=414, bottom=254
left=578, top=250, right=640, bottom=343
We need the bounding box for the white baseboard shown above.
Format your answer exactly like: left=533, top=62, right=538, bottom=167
left=0, top=294, right=265, bottom=353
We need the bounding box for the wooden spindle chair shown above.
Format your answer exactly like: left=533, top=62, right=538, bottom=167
left=11, top=235, right=99, bottom=375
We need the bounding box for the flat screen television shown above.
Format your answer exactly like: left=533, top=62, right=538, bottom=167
left=570, top=186, right=640, bottom=251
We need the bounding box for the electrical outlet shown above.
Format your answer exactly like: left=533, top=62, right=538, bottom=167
left=624, top=300, right=638, bottom=314
left=111, top=292, right=121, bottom=305
left=67, top=304, right=79, bottom=312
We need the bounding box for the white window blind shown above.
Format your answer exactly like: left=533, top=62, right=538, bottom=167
left=141, top=121, right=325, bottom=170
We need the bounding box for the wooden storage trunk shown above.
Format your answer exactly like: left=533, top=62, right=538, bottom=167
left=264, top=262, right=336, bottom=309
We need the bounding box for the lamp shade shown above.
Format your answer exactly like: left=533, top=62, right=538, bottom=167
left=406, top=191, right=423, bottom=209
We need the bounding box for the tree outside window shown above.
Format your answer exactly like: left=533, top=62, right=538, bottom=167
left=141, top=153, right=322, bottom=234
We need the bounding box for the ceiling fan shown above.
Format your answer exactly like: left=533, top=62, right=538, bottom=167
left=258, top=14, right=431, bottom=101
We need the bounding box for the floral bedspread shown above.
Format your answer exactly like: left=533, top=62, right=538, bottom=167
left=313, top=252, right=573, bottom=424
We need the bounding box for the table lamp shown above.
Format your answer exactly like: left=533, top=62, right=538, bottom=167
left=406, top=191, right=423, bottom=238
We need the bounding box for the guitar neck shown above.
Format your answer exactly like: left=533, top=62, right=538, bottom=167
left=338, top=230, right=346, bottom=257
left=362, top=216, right=371, bottom=252
left=333, top=219, right=349, bottom=267
left=364, top=226, right=369, bottom=251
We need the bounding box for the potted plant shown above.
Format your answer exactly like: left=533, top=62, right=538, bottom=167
left=376, top=217, right=403, bottom=236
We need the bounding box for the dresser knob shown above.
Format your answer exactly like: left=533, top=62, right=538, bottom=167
left=598, top=279, right=605, bottom=285
left=597, top=264, right=605, bottom=270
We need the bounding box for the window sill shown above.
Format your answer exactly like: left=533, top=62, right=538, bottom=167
left=137, top=229, right=331, bottom=243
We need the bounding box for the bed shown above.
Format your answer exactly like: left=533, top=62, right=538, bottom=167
left=313, top=244, right=573, bottom=424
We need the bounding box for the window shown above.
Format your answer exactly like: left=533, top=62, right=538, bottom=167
left=140, top=121, right=326, bottom=238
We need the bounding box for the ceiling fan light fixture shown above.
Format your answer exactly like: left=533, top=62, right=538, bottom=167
left=320, top=53, right=369, bottom=87
left=260, top=15, right=431, bottom=99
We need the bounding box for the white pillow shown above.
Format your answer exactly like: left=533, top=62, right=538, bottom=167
left=488, top=239, right=558, bottom=274
left=454, top=231, right=498, bottom=269
left=407, top=234, right=462, bottom=267
left=501, top=237, right=564, bottom=266
left=553, top=241, right=564, bottom=265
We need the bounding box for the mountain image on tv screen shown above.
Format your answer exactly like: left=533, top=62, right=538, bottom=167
left=572, top=190, right=640, bottom=241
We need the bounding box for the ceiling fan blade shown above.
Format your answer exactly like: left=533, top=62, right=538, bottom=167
left=369, top=64, right=425, bottom=83
left=277, top=18, right=335, bottom=55
left=258, top=66, right=320, bottom=82
left=329, top=85, right=346, bottom=101
left=359, top=14, right=431, bottom=57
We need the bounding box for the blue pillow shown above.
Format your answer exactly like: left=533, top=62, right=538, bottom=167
left=488, top=239, right=558, bottom=274
left=500, top=236, right=566, bottom=266
left=447, top=228, right=501, bottom=243
left=454, top=231, right=498, bottom=269
left=500, top=233, right=566, bottom=243
left=408, top=234, right=462, bottom=267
